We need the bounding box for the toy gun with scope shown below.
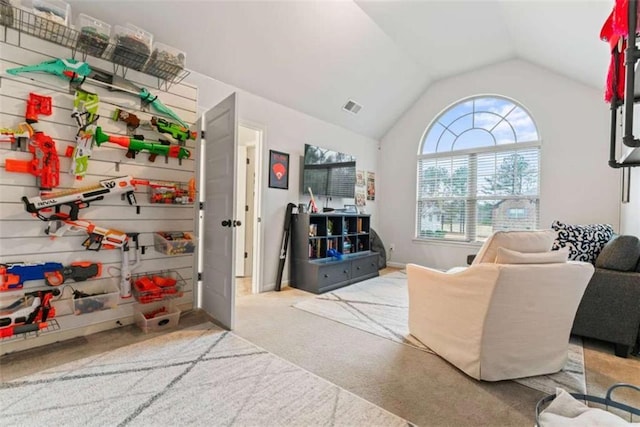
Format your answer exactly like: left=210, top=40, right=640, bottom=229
left=112, top=108, right=196, bottom=145
left=0, top=261, right=101, bottom=291
left=94, top=126, right=191, bottom=161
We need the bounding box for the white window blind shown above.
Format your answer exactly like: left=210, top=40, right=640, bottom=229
left=417, top=96, right=540, bottom=242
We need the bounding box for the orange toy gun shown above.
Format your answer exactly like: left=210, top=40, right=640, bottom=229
left=25, top=93, right=52, bottom=124
left=5, top=131, right=60, bottom=192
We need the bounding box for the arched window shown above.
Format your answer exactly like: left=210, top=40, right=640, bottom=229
left=417, top=95, right=541, bottom=242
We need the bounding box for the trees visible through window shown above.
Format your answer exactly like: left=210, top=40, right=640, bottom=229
left=417, top=96, right=540, bottom=242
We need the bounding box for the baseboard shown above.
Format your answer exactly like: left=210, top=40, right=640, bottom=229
left=387, top=261, right=406, bottom=269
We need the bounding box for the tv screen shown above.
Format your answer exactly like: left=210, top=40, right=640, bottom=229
left=303, top=144, right=356, bottom=198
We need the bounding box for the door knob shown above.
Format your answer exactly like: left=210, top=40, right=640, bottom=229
left=233, top=220, right=242, bottom=227
left=221, top=219, right=232, bottom=227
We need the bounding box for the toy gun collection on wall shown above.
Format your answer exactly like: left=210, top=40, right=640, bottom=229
left=1, top=54, right=197, bottom=339
left=21, top=176, right=146, bottom=298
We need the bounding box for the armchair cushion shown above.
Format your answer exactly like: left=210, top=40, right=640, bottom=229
left=472, top=230, right=557, bottom=264
left=551, top=220, right=614, bottom=264
left=496, top=247, right=568, bottom=264
left=595, top=235, right=640, bottom=272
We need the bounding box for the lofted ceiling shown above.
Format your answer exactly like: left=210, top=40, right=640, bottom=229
left=67, top=1, right=614, bottom=140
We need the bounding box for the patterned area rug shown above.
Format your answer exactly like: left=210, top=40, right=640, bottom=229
left=293, top=271, right=586, bottom=395
left=0, top=323, right=410, bottom=426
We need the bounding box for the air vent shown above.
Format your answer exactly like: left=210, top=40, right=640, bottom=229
left=342, top=99, right=362, bottom=115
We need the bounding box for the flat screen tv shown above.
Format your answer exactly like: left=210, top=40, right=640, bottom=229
left=303, top=144, right=356, bottom=198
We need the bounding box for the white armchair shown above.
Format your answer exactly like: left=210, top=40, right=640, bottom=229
left=407, top=234, right=594, bottom=381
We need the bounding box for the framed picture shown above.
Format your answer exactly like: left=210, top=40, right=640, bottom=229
left=269, top=150, right=290, bottom=189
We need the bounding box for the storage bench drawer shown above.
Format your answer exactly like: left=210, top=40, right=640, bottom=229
left=351, top=255, right=378, bottom=279
left=317, top=263, right=351, bottom=289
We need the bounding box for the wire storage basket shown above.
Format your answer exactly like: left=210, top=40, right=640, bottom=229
left=535, top=383, right=640, bottom=426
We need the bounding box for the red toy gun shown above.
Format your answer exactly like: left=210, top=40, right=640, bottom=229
left=25, top=93, right=52, bottom=124
left=5, top=131, right=60, bottom=192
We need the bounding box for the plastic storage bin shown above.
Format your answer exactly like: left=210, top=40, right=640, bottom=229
left=33, top=0, right=69, bottom=25
left=131, top=270, right=185, bottom=304
left=144, top=41, right=186, bottom=81
left=0, top=0, right=15, bottom=28
left=111, top=23, right=152, bottom=71
left=75, top=13, right=110, bottom=57
left=134, top=300, right=180, bottom=333
left=31, top=0, right=73, bottom=44
left=149, top=181, right=194, bottom=205
left=70, top=280, right=119, bottom=315
left=154, top=231, right=196, bottom=255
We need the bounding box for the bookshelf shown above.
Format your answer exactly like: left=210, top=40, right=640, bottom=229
left=290, top=213, right=378, bottom=294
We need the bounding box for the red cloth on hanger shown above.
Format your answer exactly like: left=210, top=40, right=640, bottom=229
left=601, top=0, right=640, bottom=103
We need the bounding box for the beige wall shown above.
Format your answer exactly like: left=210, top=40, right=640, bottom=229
left=377, top=59, right=620, bottom=270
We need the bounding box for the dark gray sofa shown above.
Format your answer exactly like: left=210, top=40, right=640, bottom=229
left=571, top=235, right=640, bottom=357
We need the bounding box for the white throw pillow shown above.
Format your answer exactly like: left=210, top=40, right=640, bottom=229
left=496, top=247, right=569, bottom=264
left=473, top=230, right=558, bottom=264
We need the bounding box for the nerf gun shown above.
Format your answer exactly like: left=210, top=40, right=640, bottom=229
left=5, top=130, right=60, bottom=192
left=1, top=123, right=33, bottom=151
left=0, top=261, right=101, bottom=291
left=112, top=108, right=196, bottom=144
left=6, top=58, right=189, bottom=128
left=25, top=93, right=52, bottom=124
left=43, top=217, right=139, bottom=298
left=0, top=288, right=60, bottom=338
left=22, top=176, right=140, bottom=222
left=22, top=177, right=143, bottom=298
left=68, top=89, right=100, bottom=180
left=94, top=126, right=191, bottom=161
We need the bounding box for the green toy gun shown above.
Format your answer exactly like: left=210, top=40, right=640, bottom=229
left=6, top=58, right=189, bottom=128
left=68, top=89, right=100, bottom=180
left=112, top=108, right=196, bottom=144
left=94, top=127, right=191, bottom=161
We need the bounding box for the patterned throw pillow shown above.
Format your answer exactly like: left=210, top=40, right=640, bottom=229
left=551, top=220, right=614, bottom=264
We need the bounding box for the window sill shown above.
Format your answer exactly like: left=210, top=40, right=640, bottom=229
left=412, top=238, right=484, bottom=249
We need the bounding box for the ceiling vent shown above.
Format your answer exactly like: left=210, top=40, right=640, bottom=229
left=342, top=99, right=362, bottom=115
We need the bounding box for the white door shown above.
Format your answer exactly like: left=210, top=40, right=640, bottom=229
left=235, top=145, right=247, bottom=277
left=195, top=93, right=237, bottom=329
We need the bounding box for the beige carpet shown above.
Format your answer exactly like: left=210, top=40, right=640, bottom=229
left=0, top=322, right=410, bottom=426
left=294, top=271, right=586, bottom=395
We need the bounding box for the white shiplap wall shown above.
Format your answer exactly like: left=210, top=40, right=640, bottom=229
left=0, top=25, right=198, bottom=353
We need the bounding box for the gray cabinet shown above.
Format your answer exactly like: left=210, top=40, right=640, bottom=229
left=290, top=213, right=379, bottom=294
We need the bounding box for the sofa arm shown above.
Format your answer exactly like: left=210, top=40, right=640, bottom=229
left=407, top=263, right=500, bottom=379
left=572, top=268, right=640, bottom=348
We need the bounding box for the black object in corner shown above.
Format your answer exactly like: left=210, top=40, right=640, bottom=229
left=275, top=203, right=297, bottom=291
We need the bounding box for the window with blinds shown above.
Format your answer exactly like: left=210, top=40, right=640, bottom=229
left=417, top=96, right=540, bottom=242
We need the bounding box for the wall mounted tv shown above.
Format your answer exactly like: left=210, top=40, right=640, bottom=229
left=303, top=144, right=357, bottom=198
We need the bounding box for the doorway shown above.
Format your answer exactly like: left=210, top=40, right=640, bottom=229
left=236, top=124, right=263, bottom=297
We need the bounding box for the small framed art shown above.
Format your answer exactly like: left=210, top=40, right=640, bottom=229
left=269, top=150, right=290, bottom=189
